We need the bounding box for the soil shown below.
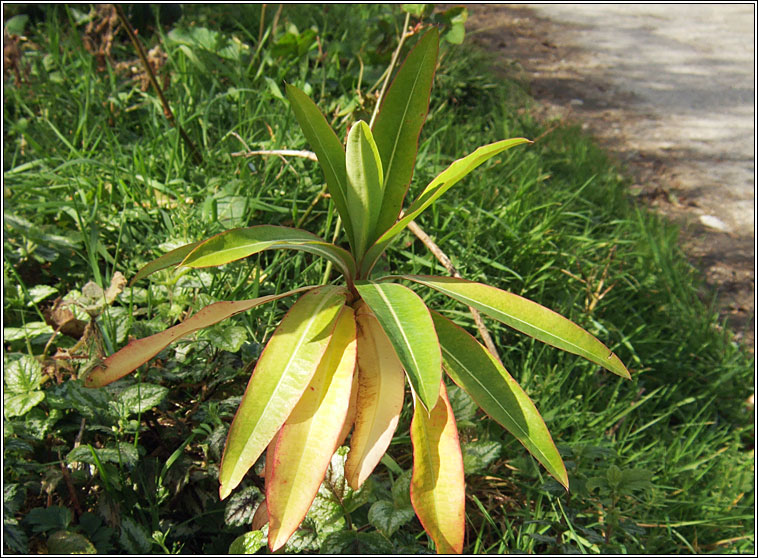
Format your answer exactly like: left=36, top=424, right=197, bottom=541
left=464, top=4, right=755, bottom=350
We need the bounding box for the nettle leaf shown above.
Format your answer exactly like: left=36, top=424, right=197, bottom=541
left=371, top=27, right=439, bottom=243
left=47, top=530, right=97, bottom=554
left=432, top=310, right=568, bottom=488
left=203, top=323, right=248, bottom=353
left=219, top=286, right=348, bottom=499
left=118, top=517, right=152, bottom=554
left=355, top=281, right=441, bottom=412
left=321, top=530, right=394, bottom=554
left=24, top=506, right=72, bottom=534
left=462, top=440, right=502, bottom=475
left=224, top=486, right=263, bottom=528
left=368, top=499, right=415, bottom=538
left=67, top=443, right=139, bottom=468
left=112, top=383, right=169, bottom=418
left=405, top=275, right=630, bottom=379
left=228, top=530, right=267, bottom=554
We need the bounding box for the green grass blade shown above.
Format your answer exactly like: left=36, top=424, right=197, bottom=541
left=431, top=310, right=568, bottom=489
left=361, top=138, right=531, bottom=276
left=371, top=27, right=439, bottom=242
left=401, top=275, right=631, bottom=379
left=285, top=83, right=355, bottom=251
left=218, top=286, right=348, bottom=499
left=83, top=286, right=318, bottom=388
left=345, top=121, right=384, bottom=260
left=129, top=241, right=202, bottom=286
left=355, top=281, right=441, bottom=411
left=180, top=225, right=357, bottom=279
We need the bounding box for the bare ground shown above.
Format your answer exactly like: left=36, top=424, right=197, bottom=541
left=464, top=4, right=755, bottom=350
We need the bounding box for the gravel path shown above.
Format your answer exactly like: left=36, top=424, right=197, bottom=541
left=466, top=4, right=755, bottom=348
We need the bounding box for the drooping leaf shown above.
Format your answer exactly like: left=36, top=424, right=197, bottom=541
left=344, top=302, right=405, bottom=490
left=130, top=241, right=201, bottom=285
left=355, top=281, right=441, bottom=412
left=267, top=306, right=357, bottom=551
left=410, top=382, right=465, bottom=554
left=371, top=27, right=439, bottom=243
left=432, top=310, right=568, bottom=488
left=181, top=225, right=357, bottom=279
left=285, top=83, right=355, bottom=251
left=218, top=286, right=348, bottom=499
left=84, top=286, right=315, bottom=388
left=345, top=121, right=384, bottom=259
left=362, top=138, right=530, bottom=275
left=403, top=275, right=631, bottom=379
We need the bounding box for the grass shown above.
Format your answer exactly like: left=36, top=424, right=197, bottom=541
left=3, top=4, right=753, bottom=554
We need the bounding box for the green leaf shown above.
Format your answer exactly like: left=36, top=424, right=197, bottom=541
left=84, top=286, right=315, bottom=388
left=4, top=392, right=45, bottom=418
left=181, top=225, right=356, bottom=278
left=371, top=27, right=439, bottom=244
left=229, top=531, right=267, bottom=554
left=66, top=443, right=139, bottom=468
left=219, top=286, right=348, bottom=499
left=224, top=486, right=263, bottom=528
left=115, top=383, right=169, bottom=417
left=47, top=530, right=97, bottom=554
left=24, top=506, right=72, bottom=534
left=355, top=281, right=441, bottom=411
left=285, top=83, right=355, bottom=251
left=363, top=138, right=530, bottom=275
left=368, top=500, right=415, bottom=538
left=406, top=275, right=631, bottom=379
left=118, top=517, right=152, bottom=554
left=345, top=121, right=384, bottom=259
left=4, top=355, right=43, bottom=393
left=204, top=324, right=248, bottom=353
left=3, top=322, right=54, bottom=344
left=321, top=530, right=394, bottom=554
left=431, top=310, right=569, bottom=488
left=130, top=241, right=201, bottom=285
left=462, top=440, right=502, bottom=475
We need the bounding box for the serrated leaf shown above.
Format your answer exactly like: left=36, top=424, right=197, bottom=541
left=431, top=310, right=568, bottom=488
left=219, top=286, right=348, bottom=499
left=24, top=506, right=72, bottom=534
left=66, top=443, right=139, bottom=468
left=85, top=286, right=314, bottom=388
left=410, top=382, right=465, bottom=554
left=355, top=281, right=440, bottom=412
left=405, top=275, right=630, bottom=379
left=321, top=530, right=394, bottom=554
left=3, top=322, right=54, bottom=343
left=3, top=521, right=28, bottom=553
left=229, top=530, right=267, bottom=554
left=224, top=486, right=263, bottom=527
left=4, top=391, right=45, bottom=418
left=368, top=500, right=415, bottom=538
left=65, top=380, right=114, bottom=421
left=267, top=306, right=357, bottom=551
left=118, top=517, right=152, bottom=554
left=4, top=355, right=42, bottom=393
left=462, top=441, right=502, bottom=475
left=4, top=484, right=26, bottom=516
left=205, top=324, right=248, bottom=353
left=47, top=530, right=97, bottom=554
left=116, top=383, right=168, bottom=417
left=371, top=27, right=438, bottom=243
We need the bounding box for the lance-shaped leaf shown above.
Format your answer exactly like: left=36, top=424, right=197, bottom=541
left=267, top=306, right=357, bottom=551
left=431, top=310, right=568, bottom=489
left=410, top=381, right=465, bottom=554
left=285, top=83, right=356, bottom=251
left=355, top=281, right=441, bottom=411
left=219, top=286, right=348, bottom=500
left=402, top=275, right=631, bottom=379
left=130, top=241, right=202, bottom=285
left=336, top=366, right=361, bottom=449
left=345, top=302, right=405, bottom=490
left=345, top=121, right=384, bottom=259
left=83, top=286, right=315, bottom=388
left=361, top=138, right=530, bottom=276
left=180, top=225, right=357, bottom=278
left=371, top=27, right=439, bottom=243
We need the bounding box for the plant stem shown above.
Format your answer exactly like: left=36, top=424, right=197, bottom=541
left=113, top=4, right=203, bottom=165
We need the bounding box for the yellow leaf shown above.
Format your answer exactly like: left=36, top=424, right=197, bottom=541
left=410, top=381, right=465, bottom=554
